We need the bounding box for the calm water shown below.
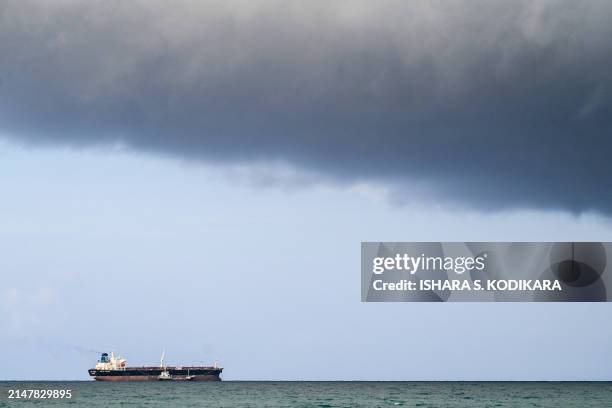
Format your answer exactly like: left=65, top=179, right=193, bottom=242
left=2, top=381, right=612, bottom=407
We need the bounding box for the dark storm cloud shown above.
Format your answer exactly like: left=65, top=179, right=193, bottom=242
left=1, top=0, right=612, bottom=213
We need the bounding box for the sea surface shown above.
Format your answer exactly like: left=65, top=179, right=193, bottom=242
left=1, top=381, right=612, bottom=407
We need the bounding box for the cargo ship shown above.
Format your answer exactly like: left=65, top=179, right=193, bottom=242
left=88, top=352, right=222, bottom=381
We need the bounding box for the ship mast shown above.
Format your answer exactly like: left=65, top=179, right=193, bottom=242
left=160, top=349, right=166, bottom=369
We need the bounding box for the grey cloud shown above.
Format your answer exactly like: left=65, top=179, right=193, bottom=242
left=1, top=0, right=612, bottom=213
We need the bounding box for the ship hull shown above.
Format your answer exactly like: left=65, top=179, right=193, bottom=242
left=89, top=368, right=222, bottom=382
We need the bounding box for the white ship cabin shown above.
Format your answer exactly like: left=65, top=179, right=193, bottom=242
left=95, top=352, right=127, bottom=370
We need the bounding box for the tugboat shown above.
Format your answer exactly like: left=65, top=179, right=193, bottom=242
left=88, top=351, right=222, bottom=381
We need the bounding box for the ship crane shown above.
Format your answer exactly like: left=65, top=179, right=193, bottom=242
left=158, top=350, right=173, bottom=380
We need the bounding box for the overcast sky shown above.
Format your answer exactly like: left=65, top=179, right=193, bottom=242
left=1, top=0, right=612, bottom=380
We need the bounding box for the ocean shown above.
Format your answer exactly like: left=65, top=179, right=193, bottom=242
left=2, top=381, right=612, bottom=407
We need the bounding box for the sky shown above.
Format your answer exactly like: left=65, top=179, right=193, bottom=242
left=1, top=0, right=612, bottom=380
left=2, top=143, right=612, bottom=380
